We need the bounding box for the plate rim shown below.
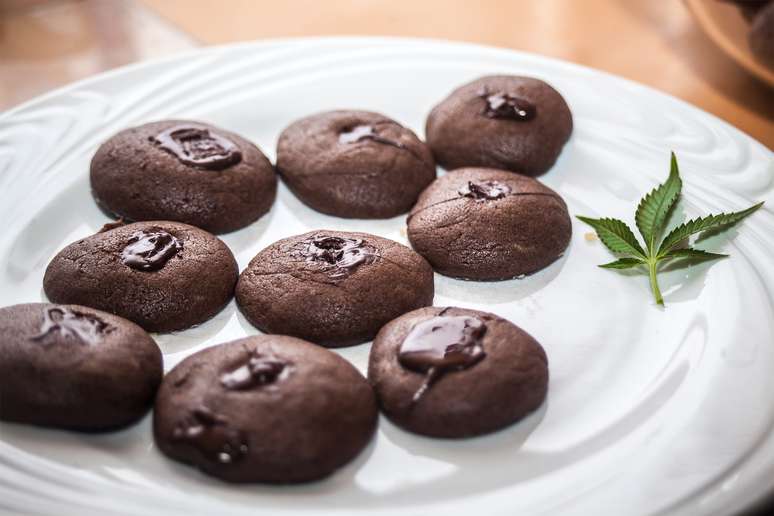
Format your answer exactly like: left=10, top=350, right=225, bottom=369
left=1, top=35, right=771, bottom=160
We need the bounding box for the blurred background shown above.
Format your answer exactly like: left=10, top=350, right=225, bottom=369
left=1, top=0, right=772, bottom=148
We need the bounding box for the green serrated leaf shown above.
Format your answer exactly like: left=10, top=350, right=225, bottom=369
left=577, top=216, right=646, bottom=258
left=635, top=152, right=683, bottom=254
left=658, top=202, right=764, bottom=256
left=663, top=248, right=728, bottom=262
left=578, top=153, right=764, bottom=307
left=599, top=258, right=645, bottom=269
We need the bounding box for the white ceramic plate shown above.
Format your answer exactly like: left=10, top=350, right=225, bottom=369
left=0, top=38, right=772, bottom=516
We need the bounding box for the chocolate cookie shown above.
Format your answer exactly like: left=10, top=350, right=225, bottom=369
left=750, top=1, right=774, bottom=66
left=426, top=75, right=573, bottom=176
left=276, top=110, right=436, bottom=218
left=236, top=230, right=434, bottom=347
left=153, top=335, right=377, bottom=483
left=407, top=167, right=571, bottom=280
left=0, top=303, right=162, bottom=431
left=90, top=120, right=277, bottom=234
left=368, top=306, right=548, bottom=438
left=43, top=221, right=238, bottom=332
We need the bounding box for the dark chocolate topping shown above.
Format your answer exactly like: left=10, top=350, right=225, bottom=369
left=458, top=180, right=512, bottom=200
left=293, top=235, right=379, bottom=279
left=121, top=230, right=182, bottom=272
left=152, top=124, right=242, bottom=170
left=480, top=92, right=537, bottom=121
left=31, top=307, right=111, bottom=346
left=220, top=354, right=288, bottom=390
left=399, top=315, right=487, bottom=402
left=339, top=125, right=379, bottom=145
left=172, top=406, right=248, bottom=465
left=338, top=124, right=417, bottom=156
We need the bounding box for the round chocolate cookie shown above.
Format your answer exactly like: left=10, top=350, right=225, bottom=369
left=750, top=1, right=774, bottom=66
left=407, top=167, right=571, bottom=280
left=236, top=230, right=434, bottom=347
left=0, top=303, right=162, bottom=431
left=90, top=120, right=276, bottom=234
left=153, top=335, right=377, bottom=483
left=43, top=221, right=238, bottom=332
left=276, top=110, right=436, bottom=218
left=368, top=306, right=548, bottom=438
left=426, top=75, right=573, bottom=176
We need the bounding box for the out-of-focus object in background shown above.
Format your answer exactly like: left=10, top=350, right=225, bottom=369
left=686, top=0, right=774, bottom=87
left=0, top=0, right=196, bottom=111
left=723, top=0, right=769, bottom=20
left=749, top=2, right=774, bottom=66
left=722, top=0, right=774, bottom=68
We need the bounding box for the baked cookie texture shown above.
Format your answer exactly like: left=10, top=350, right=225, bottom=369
left=368, top=306, right=548, bottom=438
left=153, top=335, right=378, bottom=483
left=0, top=303, right=162, bottom=431
left=276, top=110, right=436, bottom=218
left=236, top=230, right=434, bottom=347
left=90, top=120, right=277, bottom=234
left=426, top=75, right=572, bottom=176
left=43, top=221, right=238, bottom=333
left=407, top=167, right=571, bottom=280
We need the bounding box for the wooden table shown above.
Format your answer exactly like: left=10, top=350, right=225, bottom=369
left=1, top=0, right=771, bottom=149
left=0, top=0, right=196, bottom=108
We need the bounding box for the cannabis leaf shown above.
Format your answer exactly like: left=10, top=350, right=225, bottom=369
left=635, top=152, right=682, bottom=254
left=577, top=152, right=764, bottom=306
left=575, top=217, right=645, bottom=257
left=658, top=203, right=763, bottom=256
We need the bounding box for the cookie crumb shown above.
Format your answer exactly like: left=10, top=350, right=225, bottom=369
left=584, top=232, right=597, bottom=242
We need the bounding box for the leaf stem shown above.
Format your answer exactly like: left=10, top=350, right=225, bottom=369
left=648, top=260, right=663, bottom=306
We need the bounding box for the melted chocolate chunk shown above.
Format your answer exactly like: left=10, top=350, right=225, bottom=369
left=121, top=230, right=182, bottom=271
left=339, top=124, right=411, bottom=153
left=339, top=125, right=377, bottom=144
left=172, top=407, right=248, bottom=465
left=480, top=91, right=537, bottom=121
left=399, top=315, right=487, bottom=402
left=152, top=125, right=242, bottom=170
left=293, top=235, right=379, bottom=279
left=458, top=180, right=512, bottom=201
left=220, top=354, right=288, bottom=390
left=31, top=307, right=110, bottom=346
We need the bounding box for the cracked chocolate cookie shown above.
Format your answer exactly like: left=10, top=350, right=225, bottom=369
left=153, top=335, right=378, bottom=483
left=90, top=120, right=277, bottom=234
left=236, top=230, right=434, bottom=347
left=407, top=167, right=571, bottom=280
left=276, top=110, right=436, bottom=218
left=43, top=221, right=238, bottom=332
left=368, top=306, right=548, bottom=438
left=426, top=75, right=572, bottom=176
left=0, top=303, right=162, bottom=431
